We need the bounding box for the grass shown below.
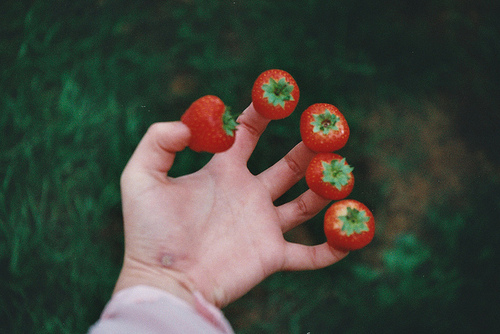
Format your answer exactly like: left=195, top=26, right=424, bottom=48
left=2, top=0, right=500, bottom=333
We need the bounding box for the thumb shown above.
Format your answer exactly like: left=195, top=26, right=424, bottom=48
left=124, top=121, right=191, bottom=176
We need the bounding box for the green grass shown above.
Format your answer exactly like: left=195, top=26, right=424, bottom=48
left=2, top=0, right=500, bottom=333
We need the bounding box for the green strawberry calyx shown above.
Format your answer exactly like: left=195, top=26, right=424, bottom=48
left=222, top=107, right=238, bottom=137
left=262, top=77, right=295, bottom=108
left=339, top=207, right=370, bottom=236
left=321, top=158, right=353, bottom=190
left=311, top=109, right=340, bottom=135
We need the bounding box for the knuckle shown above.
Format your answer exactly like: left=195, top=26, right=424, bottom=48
left=239, top=118, right=263, bottom=138
left=295, top=195, right=311, bottom=219
left=283, top=153, right=304, bottom=178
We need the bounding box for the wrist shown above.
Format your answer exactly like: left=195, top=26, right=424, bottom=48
left=113, top=255, right=196, bottom=306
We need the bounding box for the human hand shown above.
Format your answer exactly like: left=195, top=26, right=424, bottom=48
left=114, top=103, right=348, bottom=308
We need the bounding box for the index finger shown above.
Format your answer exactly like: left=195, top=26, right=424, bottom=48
left=222, top=103, right=270, bottom=163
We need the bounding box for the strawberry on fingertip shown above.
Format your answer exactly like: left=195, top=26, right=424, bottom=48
left=181, top=95, right=238, bottom=153
left=251, top=69, right=299, bottom=120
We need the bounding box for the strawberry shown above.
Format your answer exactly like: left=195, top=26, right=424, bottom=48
left=300, top=103, right=349, bottom=152
left=305, top=152, right=354, bottom=200
left=251, top=69, right=299, bottom=119
left=324, top=199, right=375, bottom=251
left=181, top=95, right=238, bottom=153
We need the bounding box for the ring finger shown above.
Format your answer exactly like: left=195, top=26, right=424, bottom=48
left=276, top=189, right=331, bottom=233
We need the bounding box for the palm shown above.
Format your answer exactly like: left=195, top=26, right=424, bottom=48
left=171, top=159, right=288, bottom=306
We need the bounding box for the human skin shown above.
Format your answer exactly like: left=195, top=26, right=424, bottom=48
left=113, top=103, right=349, bottom=308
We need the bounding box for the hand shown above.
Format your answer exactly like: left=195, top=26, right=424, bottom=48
left=114, top=103, right=348, bottom=308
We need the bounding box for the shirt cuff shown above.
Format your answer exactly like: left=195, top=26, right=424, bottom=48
left=89, top=285, right=234, bottom=334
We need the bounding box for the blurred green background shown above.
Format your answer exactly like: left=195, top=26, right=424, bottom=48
left=1, top=0, right=499, bottom=333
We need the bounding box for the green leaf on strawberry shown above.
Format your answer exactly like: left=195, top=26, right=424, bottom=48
left=311, top=109, right=340, bottom=135
left=222, top=107, right=238, bottom=137
left=262, top=77, right=295, bottom=108
left=321, top=158, right=354, bottom=191
left=339, top=207, right=371, bottom=236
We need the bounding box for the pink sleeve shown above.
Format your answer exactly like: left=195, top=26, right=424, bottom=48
left=88, top=285, right=234, bottom=334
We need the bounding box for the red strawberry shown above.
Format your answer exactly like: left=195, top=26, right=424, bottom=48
left=181, top=95, right=238, bottom=153
left=300, top=103, right=349, bottom=152
left=251, top=69, right=299, bottom=119
left=324, top=199, right=375, bottom=251
left=305, top=152, right=354, bottom=200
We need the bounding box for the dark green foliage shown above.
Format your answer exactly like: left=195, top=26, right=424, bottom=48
left=1, top=0, right=499, bottom=333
